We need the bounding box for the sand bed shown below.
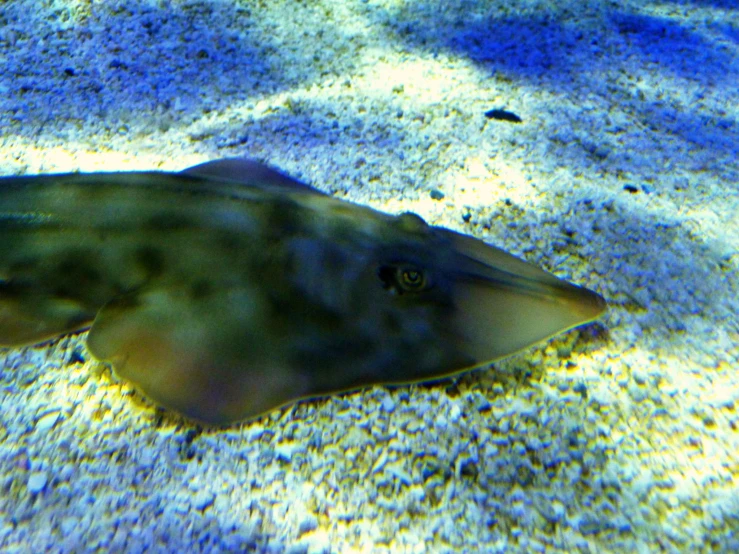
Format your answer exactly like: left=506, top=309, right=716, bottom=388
left=1, top=1, right=737, bottom=552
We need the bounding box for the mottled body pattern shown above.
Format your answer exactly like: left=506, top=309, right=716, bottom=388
left=0, top=159, right=605, bottom=424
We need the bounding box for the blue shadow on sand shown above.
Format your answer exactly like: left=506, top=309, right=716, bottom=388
left=378, top=2, right=735, bottom=83
left=373, top=2, right=738, bottom=162
left=670, top=0, right=737, bottom=8
left=0, top=0, right=354, bottom=143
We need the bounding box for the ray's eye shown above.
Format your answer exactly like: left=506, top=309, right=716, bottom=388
left=378, top=264, right=431, bottom=294
left=399, top=268, right=425, bottom=291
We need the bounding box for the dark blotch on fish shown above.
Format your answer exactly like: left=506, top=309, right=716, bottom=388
left=135, top=246, right=166, bottom=277
left=145, top=213, right=195, bottom=231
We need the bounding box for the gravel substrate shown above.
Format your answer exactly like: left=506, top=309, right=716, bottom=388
left=1, top=1, right=738, bottom=552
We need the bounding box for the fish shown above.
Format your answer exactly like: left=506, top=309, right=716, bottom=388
left=0, top=158, right=606, bottom=424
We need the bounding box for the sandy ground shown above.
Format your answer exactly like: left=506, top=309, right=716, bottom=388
left=1, top=0, right=738, bottom=552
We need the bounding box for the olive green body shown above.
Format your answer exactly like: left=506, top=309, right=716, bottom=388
left=0, top=159, right=605, bottom=424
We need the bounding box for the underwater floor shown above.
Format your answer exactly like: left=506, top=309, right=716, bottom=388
left=1, top=0, right=738, bottom=552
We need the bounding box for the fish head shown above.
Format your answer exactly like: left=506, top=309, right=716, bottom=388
left=340, top=210, right=607, bottom=382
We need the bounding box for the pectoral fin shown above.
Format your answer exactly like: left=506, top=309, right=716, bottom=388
left=0, top=282, right=95, bottom=347
left=86, top=285, right=306, bottom=424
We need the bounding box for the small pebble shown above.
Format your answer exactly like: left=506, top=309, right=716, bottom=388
left=298, top=513, right=318, bottom=535
left=60, top=517, right=78, bottom=535
left=35, top=412, right=60, bottom=432
left=192, top=491, right=215, bottom=511
left=381, top=396, right=396, bottom=413
left=28, top=472, right=48, bottom=493
left=632, top=368, right=647, bottom=384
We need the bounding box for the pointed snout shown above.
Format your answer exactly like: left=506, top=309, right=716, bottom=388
left=445, top=230, right=606, bottom=365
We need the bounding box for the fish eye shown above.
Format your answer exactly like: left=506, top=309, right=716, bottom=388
left=398, top=267, right=425, bottom=291
left=377, top=264, right=431, bottom=294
